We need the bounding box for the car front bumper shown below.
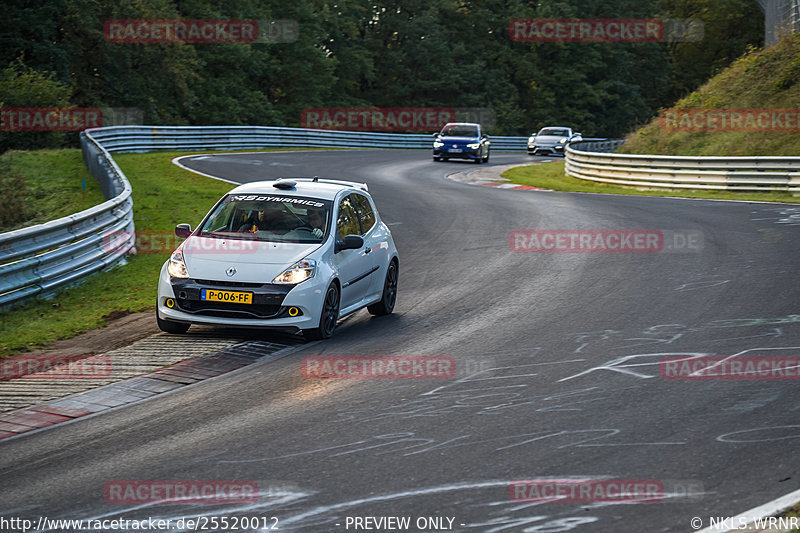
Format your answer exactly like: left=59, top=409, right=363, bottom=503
left=433, top=146, right=482, bottom=160
left=156, top=263, right=325, bottom=331
left=527, top=144, right=565, bottom=155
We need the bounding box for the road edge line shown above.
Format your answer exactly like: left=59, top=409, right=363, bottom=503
left=697, top=487, right=800, bottom=532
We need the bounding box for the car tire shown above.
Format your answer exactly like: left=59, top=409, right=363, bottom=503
left=368, top=260, right=398, bottom=316
left=304, top=282, right=340, bottom=340
left=156, top=312, right=190, bottom=334
left=433, top=156, right=441, bottom=162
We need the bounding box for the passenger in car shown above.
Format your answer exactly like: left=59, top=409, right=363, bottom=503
left=237, top=207, right=291, bottom=234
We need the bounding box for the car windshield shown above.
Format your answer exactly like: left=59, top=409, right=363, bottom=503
left=440, top=125, right=479, bottom=137
left=198, top=194, right=332, bottom=243
left=538, top=128, right=570, bottom=136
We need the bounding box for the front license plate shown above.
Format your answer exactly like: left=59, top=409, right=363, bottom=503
left=448, top=148, right=463, bottom=153
left=201, top=289, right=252, bottom=304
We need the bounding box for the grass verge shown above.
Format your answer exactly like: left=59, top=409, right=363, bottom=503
left=503, top=160, right=800, bottom=204
left=0, top=149, right=105, bottom=232
left=784, top=502, right=800, bottom=532
left=0, top=148, right=327, bottom=358
left=623, top=35, right=800, bottom=156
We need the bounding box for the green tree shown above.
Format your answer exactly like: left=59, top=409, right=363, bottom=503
left=662, top=0, right=764, bottom=101
left=0, top=60, right=73, bottom=151
left=60, top=0, right=200, bottom=124
left=0, top=0, right=71, bottom=83
left=0, top=0, right=773, bottom=142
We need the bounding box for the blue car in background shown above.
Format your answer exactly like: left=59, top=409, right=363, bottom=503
left=433, top=122, right=490, bottom=163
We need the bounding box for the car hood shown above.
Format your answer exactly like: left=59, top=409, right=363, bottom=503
left=438, top=136, right=480, bottom=143
left=533, top=135, right=567, bottom=144
left=181, top=236, right=320, bottom=283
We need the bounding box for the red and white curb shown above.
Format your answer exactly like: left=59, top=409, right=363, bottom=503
left=0, top=337, right=299, bottom=440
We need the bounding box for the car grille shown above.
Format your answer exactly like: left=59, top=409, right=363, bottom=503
left=171, top=280, right=292, bottom=319
left=192, top=279, right=264, bottom=288
left=175, top=298, right=283, bottom=319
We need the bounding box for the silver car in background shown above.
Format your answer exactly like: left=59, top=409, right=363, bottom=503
left=527, top=127, right=582, bottom=156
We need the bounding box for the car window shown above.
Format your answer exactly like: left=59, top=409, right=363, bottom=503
left=538, top=128, right=569, bottom=136
left=199, top=194, right=331, bottom=243
left=441, top=125, right=479, bottom=137
left=352, top=193, right=376, bottom=234
left=337, top=195, right=361, bottom=239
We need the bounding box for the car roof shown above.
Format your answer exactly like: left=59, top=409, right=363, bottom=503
left=227, top=178, right=369, bottom=202
left=538, top=126, right=572, bottom=132
left=443, top=122, right=480, bottom=127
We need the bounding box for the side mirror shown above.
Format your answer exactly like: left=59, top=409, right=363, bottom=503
left=432, top=132, right=440, bottom=137
left=175, top=223, right=192, bottom=238
left=574, top=133, right=582, bottom=138
left=335, top=235, right=364, bottom=253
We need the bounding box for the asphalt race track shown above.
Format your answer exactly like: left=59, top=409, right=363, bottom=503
left=2, top=149, right=800, bottom=532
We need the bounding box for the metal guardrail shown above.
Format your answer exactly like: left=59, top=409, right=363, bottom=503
left=85, top=125, right=530, bottom=153
left=569, top=139, right=626, bottom=153
left=566, top=140, right=800, bottom=192
left=0, top=132, right=134, bottom=308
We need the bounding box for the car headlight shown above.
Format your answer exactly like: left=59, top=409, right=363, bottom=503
left=559, top=138, right=567, bottom=144
left=273, top=259, right=316, bottom=284
left=167, top=249, right=189, bottom=279
left=433, top=140, right=444, bottom=148
left=467, top=143, right=481, bottom=149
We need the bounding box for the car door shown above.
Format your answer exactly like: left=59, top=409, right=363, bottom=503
left=351, top=192, right=384, bottom=300
left=333, top=193, right=376, bottom=310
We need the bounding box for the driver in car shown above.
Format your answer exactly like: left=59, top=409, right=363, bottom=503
left=307, top=209, right=325, bottom=238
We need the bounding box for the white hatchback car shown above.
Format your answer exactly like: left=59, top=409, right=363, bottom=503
left=156, top=178, right=399, bottom=340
